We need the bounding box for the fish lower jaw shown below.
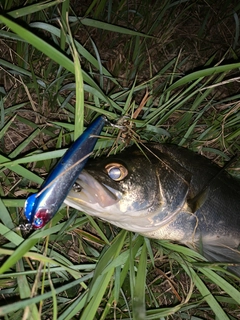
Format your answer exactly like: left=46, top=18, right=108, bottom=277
left=64, top=197, right=180, bottom=233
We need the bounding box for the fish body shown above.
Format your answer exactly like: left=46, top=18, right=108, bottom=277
left=24, top=115, right=106, bottom=229
left=65, top=143, right=240, bottom=275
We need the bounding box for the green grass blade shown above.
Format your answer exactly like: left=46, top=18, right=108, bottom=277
left=167, top=63, right=240, bottom=90
left=0, top=223, right=24, bottom=245
left=190, top=268, right=230, bottom=320
left=69, top=16, right=154, bottom=37
left=8, top=0, right=62, bottom=18
left=0, top=276, right=88, bottom=316
left=0, top=14, right=75, bottom=73
left=30, top=21, right=117, bottom=85
left=198, top=267, right=240, bottom=304
left=1, top=149, right=65, bottom=167
left=133, top=241, right=147, bottom=320
left=60, top=0, right=69, bottom=50
left=80, top=230, right=127, bottom=319
left=16, top=259, right=40, bottom=320
left=0, top=200, right=16, bottom=229
left=0, top=154, right=42, bottom=184
left=70, top=27, right=84, bottom=139
left=0, top=114, right=16, bottom=139
left=8, top=128, right=41, bottom=158
left=0, top=237, right=38, bottom=274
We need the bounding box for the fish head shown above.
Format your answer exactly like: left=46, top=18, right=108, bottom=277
left=65, top=145, right=192, bottom=233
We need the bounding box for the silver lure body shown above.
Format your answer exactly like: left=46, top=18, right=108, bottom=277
left=24, top=115, right=106, bottom=229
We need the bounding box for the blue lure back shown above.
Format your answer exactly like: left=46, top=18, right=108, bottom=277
left=24, top=115, right=107, bottom=229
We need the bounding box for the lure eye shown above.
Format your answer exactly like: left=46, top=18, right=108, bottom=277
left=33, top=217, right=44, bottom=228
left=32, top=209, right=50, bottom=229
left=105, top=163, right=128, bottom=181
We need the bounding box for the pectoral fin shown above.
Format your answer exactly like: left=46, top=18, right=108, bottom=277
left=188, top=186, right=209, bottom=213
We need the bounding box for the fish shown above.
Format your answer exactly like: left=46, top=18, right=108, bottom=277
left=24, top=115, right=107, bottom=229
left=64, top=143, right=240, bottom=276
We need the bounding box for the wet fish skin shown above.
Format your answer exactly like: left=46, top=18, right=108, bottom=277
left=65, top=143, right=240, bottom=275
left=24, top=115, right=106, bottom=229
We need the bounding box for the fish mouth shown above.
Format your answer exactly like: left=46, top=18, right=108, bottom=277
left=65, top=170, right=121, bottom=209
left=65, top=170, right=156, bottom=232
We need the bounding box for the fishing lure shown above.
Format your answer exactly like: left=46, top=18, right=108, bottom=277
left=24, top=115, right=107, bottom=229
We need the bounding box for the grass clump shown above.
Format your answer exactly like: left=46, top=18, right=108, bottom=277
left=0, top=1, right=240, bottom=319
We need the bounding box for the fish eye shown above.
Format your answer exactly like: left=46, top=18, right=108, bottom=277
left=105, top=163, right=128, bottom=181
